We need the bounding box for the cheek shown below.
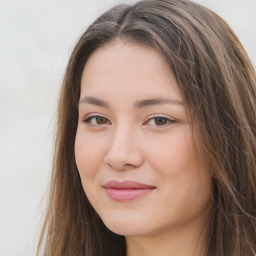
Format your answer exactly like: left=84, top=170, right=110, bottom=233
left=147, top=128, right=211, bottom=210
left=147, top=129, right=193, bottom=176
left=74, top=130, right=104, bottom=181
left=74, top=130, right=108, bottom=208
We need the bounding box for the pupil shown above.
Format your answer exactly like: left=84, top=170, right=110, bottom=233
left=96, top=117, right=106, bottom=124
left=155, top=117, right=167, bottom=126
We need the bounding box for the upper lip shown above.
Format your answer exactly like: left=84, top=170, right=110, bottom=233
left=104, top=180, right=156, bottom=189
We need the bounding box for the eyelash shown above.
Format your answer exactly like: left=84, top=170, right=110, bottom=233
left=82, top=115, right=175, bottom=127
left=83, top=115, right=110, bottom=126
left=145, top=116, right=175, bottom=126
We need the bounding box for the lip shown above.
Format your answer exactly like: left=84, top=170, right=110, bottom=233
left=103, top=180, right=156, bottom=201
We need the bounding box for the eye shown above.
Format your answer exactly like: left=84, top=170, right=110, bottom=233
left=83, top=115, right=110, bottom=125
left=146, top=116, right=175, bottom=126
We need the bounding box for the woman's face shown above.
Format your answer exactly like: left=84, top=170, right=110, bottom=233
left=75, top=41, right=212, bottom=237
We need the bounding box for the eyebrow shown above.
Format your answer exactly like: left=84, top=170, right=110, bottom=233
left=78, top=96, right=183, bottom=108
left=135, top=98, right=183, bottom=108
left=79, top=96, right=110, bottom=107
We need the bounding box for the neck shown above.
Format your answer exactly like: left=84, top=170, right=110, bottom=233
left=125, top=217, right=209, bottom=256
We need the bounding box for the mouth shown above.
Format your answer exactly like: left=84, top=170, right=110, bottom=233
left=103, top=180, right=156, bottom=201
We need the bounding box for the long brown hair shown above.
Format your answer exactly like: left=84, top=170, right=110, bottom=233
left=38, top=0, right=256, bottom=255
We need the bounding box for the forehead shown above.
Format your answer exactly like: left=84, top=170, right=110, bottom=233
left=80, top=40, right=182, bottom=104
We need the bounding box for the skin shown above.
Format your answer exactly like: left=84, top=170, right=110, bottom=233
left=75, top=40, right=212, bottom=256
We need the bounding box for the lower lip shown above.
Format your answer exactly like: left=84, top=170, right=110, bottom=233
left=105, top=188, right=155, bottom=201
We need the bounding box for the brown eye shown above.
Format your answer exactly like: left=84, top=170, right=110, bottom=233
left=147, top=116, right=174, bottom=127
left=95, top=116, right=108, bottom=124
left=83, top=116, right=110, bottom=125
left=154, top=117, right=168, bottom=126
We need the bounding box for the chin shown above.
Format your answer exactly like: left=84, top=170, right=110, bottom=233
left=106, top=224, right=148, bottom=237
left=101, top=215, right=151, bottom=237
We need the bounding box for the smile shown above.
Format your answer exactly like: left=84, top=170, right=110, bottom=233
left=104, top=180, right=156, bottom=201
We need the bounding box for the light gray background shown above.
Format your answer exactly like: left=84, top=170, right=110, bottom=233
left=0, top=0, right=255, bottom=255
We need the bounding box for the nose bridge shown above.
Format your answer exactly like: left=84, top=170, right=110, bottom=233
left=104, top=122, right=143, bottom=170
left=110, top=122, right=136, bottom=157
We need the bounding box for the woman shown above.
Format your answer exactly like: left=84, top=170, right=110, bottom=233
left=37, top=0, right=256, bottom=255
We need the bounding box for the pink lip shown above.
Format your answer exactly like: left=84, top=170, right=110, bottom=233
left=104, top=180, right=156, bottom=201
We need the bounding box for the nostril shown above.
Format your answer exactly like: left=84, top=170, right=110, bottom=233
left=125, top=164, right=133, bottom=167
left=107, top=162, right=136, bottom=171
left=123, top=163, right=136, bottom=169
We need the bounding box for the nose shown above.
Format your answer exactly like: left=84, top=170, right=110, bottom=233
left=103, top=125, right=144, bottom=171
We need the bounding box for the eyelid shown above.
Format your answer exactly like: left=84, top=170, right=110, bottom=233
left=82, top=113, right=111, bottom=126
left=144, top=115, right=176, bottom=126
left=81, top=113, right=176, bottom=127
